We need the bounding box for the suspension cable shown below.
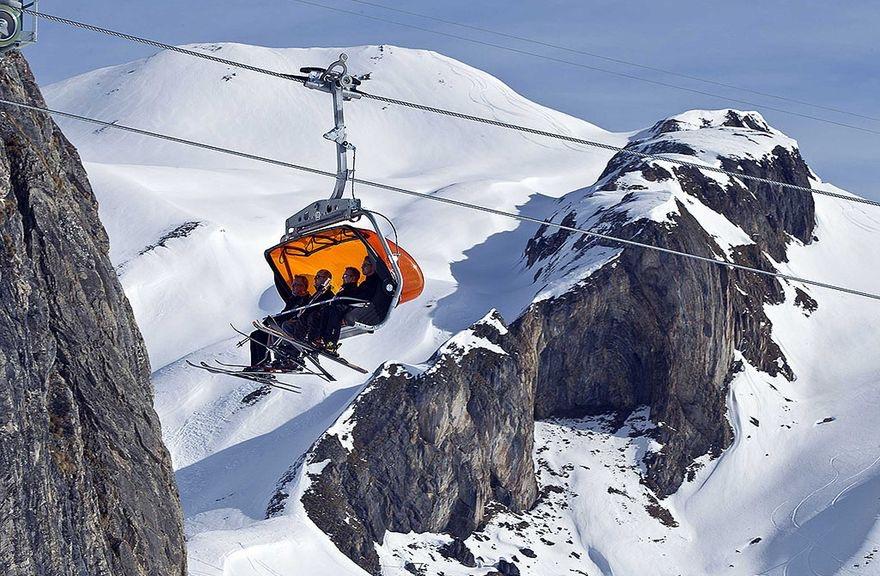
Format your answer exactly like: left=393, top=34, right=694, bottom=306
left=289, top=0, right=880, bottom=136
left=31, top=4, right=880, bottom=133
left=356, top=90, right=880, bottom=208
left=2, top=96, right=877, bottom=303
left=24, top=8, right=880, bottom=209
left=346, top=0, right=880, bottom=123
left=22, top=8, right=308, bottom=83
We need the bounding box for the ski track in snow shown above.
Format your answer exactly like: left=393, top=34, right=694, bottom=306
left=832, top=453, right=880, bottom=506
left=791, top=457, right=840, bottom=530
left=770, top=499, right=790, bottom=531
left=43, top=44, right=880, bottom=576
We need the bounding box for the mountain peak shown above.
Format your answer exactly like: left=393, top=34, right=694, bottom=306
left=645, top=108, right=774, bottom=138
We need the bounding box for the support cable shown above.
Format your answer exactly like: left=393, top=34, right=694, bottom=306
left=356, top=89, right=880, bottom=208
left=22, top=8, right=307, bottom=83
left=289, top=0, right=880, bottom=136
left=2, top=96, right=878, bottom=303
left=346, top=0, right=880, bottom=123
left=22, top=8, right=880, bottom=208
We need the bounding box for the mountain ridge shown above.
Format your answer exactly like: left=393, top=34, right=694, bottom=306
left=41, top=44, right=880, bottom=576
left=285, top=106, right=830, bottom=573
left=0, top=51, right=186, bottom=576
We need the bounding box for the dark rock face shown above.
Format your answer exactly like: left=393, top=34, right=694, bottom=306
left=495, top=558, right=521, bottom=576
left=519, top=110, right=814, bottom=495
left=0, top=53, right=185, bottom=575
left=439, top=538, right=476, bottom=567
left=295, top=109, right=818, bottom=567
left=296, top=312, right=537, bottom=574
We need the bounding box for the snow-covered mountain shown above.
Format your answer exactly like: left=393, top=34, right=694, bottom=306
left=45, top=44, right=880, bottom=576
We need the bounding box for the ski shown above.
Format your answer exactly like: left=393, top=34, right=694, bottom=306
left=186, top=361, right=302, bottom=394
left=254, top=318, right=368, bottom=375
left=230, top=323, right=286, bottom=361
left=214, top=361, right=305, bottom=389
left=229, top=323, right=319, bottom=373
left=253, top=319, right=369, bottom=375
left=230, top=322, right=303, bottom=361
left=232, top=322, right=336, bottom=382
left=193, top=361, right=303, bottom=393
left=215, top=360, right=259, bottom=369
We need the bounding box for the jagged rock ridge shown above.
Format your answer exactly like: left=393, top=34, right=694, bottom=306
left=521, top=109, right=813, bottom=494
left=0, top=53, right=186, bottom=576
left=274, top=312, right=537, bottom=574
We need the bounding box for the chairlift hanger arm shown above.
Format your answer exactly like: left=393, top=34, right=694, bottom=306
left=300, top=53, right=368, bottom=200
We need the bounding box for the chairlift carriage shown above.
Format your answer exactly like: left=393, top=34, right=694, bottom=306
left=268, top=53, right=424, bottom=337
left=265, top=218, right=424, bottom=339
left=192, top=54, right=424, bottom=388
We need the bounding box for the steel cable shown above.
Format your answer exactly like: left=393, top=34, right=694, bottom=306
left=357, top=90, right=880, bottom=208
left=2, top=96, right=878, bottom=302
left=23, top=9, right=307, bottom=83
left=290, top=0, right=880, bottom=136
left=345, top=0, right=880, bottom=123
left=24, top=8, right=880, bottom=209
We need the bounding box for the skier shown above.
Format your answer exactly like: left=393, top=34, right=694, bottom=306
left=248, top=274, right=310, bottom=368
left=282, top=269, right=335, bottom=345
left=316, top=266, right=361, bottom=354
left=344, top=256, right=392, bottom=326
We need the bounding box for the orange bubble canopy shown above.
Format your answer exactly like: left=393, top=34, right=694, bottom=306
left=265, top=225, right=424, bottom=305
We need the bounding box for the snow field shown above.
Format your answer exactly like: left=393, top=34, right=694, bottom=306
left=44, top=44, right=880, bottom=576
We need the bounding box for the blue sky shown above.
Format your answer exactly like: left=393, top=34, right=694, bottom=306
left=25, top=0, right=880, bottom=199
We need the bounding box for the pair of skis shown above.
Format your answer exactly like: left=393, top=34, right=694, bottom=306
left=253, top=317, right=368, bottom=376
left=187, top=360, right=303, bottom=394
left=187, top=317, right=367, bottom=393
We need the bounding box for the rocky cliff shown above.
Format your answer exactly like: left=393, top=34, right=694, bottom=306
left=520, top=109, right=814, bottom=494
left=293, top=109, right=818, bottom=570
left=275, top=312, right=537, bottom=574
left=0, top=52, right=186, bottom=576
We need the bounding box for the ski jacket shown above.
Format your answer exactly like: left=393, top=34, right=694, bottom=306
left=314, top=287, right=335, bottom=303
left=355, top=273, right=392, bottom=316
left=336, top=282, right=360, bottom=301
left=282, top=293, right=311, bottom=313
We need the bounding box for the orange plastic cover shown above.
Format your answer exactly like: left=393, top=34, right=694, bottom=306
left=265, top=226, right=424, bottom=305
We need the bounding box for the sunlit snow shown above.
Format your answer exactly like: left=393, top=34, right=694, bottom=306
left=45, top=43, right=880, bottom=576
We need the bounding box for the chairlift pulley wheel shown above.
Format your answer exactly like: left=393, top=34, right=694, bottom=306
left=0, top=0, right=37, bottom=54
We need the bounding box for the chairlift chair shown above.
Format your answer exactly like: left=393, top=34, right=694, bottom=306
left=193, top=53, right=423, bottom=386
left=266, top=54, right=424, bottom=341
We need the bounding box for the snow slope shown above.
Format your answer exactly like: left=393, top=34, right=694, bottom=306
left=45, top=44, right=880, bottom=576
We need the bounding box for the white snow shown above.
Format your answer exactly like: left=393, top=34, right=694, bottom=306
left=480, top=309, right=509, bottom=335
left=324, top=402, right=359, bottom=453
left=432, top=310, right=509, bottom=363
left=44, top=43, right=880, bottom=576
left=437, top=330, right=507, bottom=360
left=637, top=108, right=799, bottom=169
left=377, top=409, right=681, bottom=576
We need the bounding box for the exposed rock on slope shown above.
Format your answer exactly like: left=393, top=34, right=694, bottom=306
left=289, top=312, right=537, bottom=574
left=0, top=53, right=185, bottom=576
left=521, top=109, right=814, bottom=494
left=292, top=109, right=818, bottom=569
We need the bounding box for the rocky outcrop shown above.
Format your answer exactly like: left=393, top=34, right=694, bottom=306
left=295, top=109, right=818, bottom=567
left=293, top=312, right=537, bottom=574
left=0, top=53, right=185, bottom=575
left=520, top=109, right=813, bottom=494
